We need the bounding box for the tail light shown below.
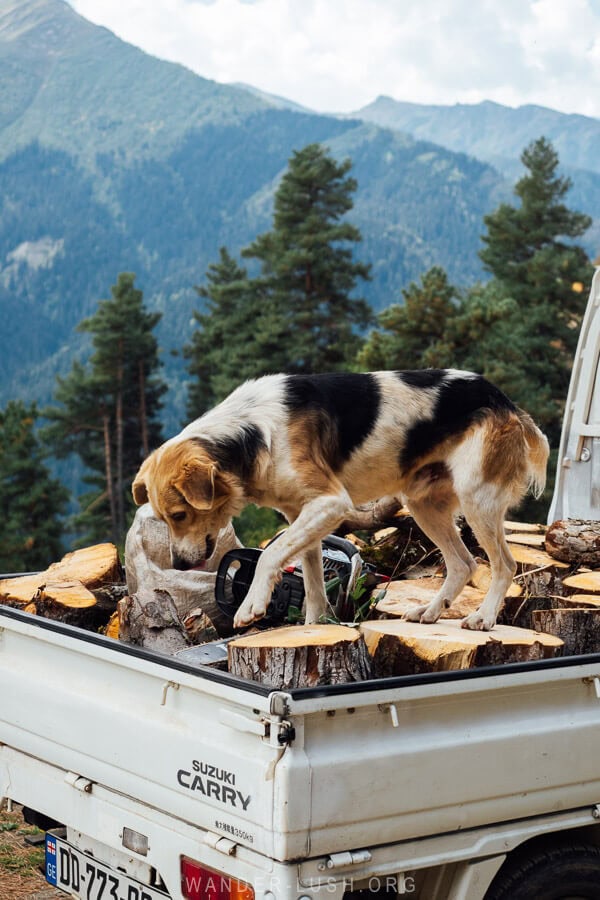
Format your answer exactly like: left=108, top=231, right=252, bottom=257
left=181, top=857, right=254, bottom=900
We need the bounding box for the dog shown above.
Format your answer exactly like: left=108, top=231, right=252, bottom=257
left=132, top=370, right=548, bottom=631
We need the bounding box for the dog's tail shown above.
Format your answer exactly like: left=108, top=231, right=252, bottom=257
left=518, top=410, right=550, bottom=499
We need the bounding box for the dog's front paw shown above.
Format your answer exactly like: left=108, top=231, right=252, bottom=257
left=233, top=593, right=268, bottom=629
left=461, top=612, right=496, bottom=632
left=403, top=604, right=431, bottom=623
left=403, top=602, right=443, bottom=624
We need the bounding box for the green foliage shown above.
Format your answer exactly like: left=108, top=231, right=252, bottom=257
left=479, top=137, right=594, bottom=442
left=0, top=401, right=67, bottom=572
left=186, top=144, right=372, bottom=413
left=43, top=273, right=166, bottom=545
left=243, top=143, right=372, bottom=374
left=233, top=506, right=284, bottom=548
left=360, top=138, right=593, bottom=448
left=358, top=266, right=458, bottom=370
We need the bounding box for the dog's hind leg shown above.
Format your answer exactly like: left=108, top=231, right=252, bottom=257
left=402, top=497, right=478, bottom=625
left=302, top=543, right=328, bottom=624
left=459, top=491, right=516, bottom=631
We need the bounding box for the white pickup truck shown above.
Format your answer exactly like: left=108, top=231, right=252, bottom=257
left=1, top=270, right=600, bottom=900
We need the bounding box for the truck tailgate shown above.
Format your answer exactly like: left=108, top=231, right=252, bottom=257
left=0, top=609, right=284, bottom=858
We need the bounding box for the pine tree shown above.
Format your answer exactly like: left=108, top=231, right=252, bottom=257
left=479, top=137, right=594, bottom=439
left=0, top=401, right=68, bottom=572
left=44, top=273, right=166, bottom=545
left=184, top=249, right=284, bottom=417
left=358, top=267, right=458, bottom=370
left=242, top=142, right=372, bottom=373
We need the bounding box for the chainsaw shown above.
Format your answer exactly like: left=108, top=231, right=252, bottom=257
left=214, top=533, right=370, bottom=629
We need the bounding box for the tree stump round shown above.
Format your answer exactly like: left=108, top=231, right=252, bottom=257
left=228, top=625, right=372, bottom=688
left=360, top=619, right=563, bottom=677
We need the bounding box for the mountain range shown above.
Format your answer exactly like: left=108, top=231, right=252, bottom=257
left=0, top=0, right=598, bottom=429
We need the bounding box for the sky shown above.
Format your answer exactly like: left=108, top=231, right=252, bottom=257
left=67, top=0, right=600, bottom=119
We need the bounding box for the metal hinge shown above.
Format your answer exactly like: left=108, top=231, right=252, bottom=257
left=318, top=849, right=373, bottom=871
left=205, top=831, right=237, bottom=856
left=64, top=772, right=93, bottom=794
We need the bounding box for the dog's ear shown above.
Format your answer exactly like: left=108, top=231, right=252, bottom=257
left=132, top=454, right=154, bottom=505
left=176, top=458, right=226, bottom=510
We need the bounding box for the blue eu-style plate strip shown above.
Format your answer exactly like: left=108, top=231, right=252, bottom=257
left=45, top=834, right=58, bottom=885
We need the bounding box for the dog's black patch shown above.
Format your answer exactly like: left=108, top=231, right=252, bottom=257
left=193, top=424, right=266, bottom=480
left=284, top=373, right=381, bottom=469
left=397, top=369, right=447, bottom=390
left=400, top=373, right=515, bottom=469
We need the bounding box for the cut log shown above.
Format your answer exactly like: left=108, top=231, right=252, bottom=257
left=375, top=577, right=485, bottom=620
left=533, top=608, right=600, bottom=656
left=118, top=589, right=189, bottom=654
left=545, top=519, right=600, bottom=566
left=562, top=571, right=600, bottom=593
left=125, top=504, right=239, bottom=636
left=0, top=543, right=123, bottom=608
left=336, top=496, right=405, bottom=534
left=504, top=521, right=546, bottom=534
left=361, top=619, right=563, bottom=677
left=183, top=608, right=219, bottom=644
left=32, top=580, right=98, bottom=627
left=505, top=532, right=547, bottom=548
left=509, top=545, right=569, bottom=571
left=500, top=595, right=558, bottom=630
left=376, top=566, right=521, bottom=621
left=105, top=611, right=120, bottom=639
left=228, top=624, right=371, bottom=688
left=561, top=594, right=600, bottom=609
left=468, top=563, right=522, bottom=597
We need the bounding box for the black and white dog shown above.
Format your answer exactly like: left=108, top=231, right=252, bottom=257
left=133, top=370, right=548, bottom=631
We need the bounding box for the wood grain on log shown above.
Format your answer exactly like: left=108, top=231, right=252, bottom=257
left=228, top=624, right=371, bottom=688
left=562, top=571, right=600, bottom=593
left=0, top=543, right=122, bottom=608
left=376, top=565, right=522, bottom=621
left=504, top=521, right=547, bottom=534
left=505, top=533, right=546, bottom=547
left=361, top=619, right=563, bottom=677
left=533, top=608, right=600, bottom=656
left=545, top=519, right=600, bottom=566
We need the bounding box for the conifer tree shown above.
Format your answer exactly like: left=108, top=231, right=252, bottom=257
left=0, top=401, right=67, bottom=572
left=479, top=136, right=594, bottom=441
left=184, top=249, right=286, bottom=417
left=44, top=273, right=166, bottom=545
left=358, top=267, right=458, bottom=370
left=243, top=143, right=372, bottom=373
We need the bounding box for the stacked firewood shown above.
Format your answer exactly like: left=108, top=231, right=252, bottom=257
left=2, top=506, right=600, bottom=689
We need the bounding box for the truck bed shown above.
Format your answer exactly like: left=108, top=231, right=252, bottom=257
left=1, top=604, right=600, bottom=865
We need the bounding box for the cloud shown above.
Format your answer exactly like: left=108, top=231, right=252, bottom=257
left=68, top=0, right=600, bottom=117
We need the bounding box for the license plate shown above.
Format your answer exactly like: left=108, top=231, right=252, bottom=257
left=46, top=833, right=169, bottom=900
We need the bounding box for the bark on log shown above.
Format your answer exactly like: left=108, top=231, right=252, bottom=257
left=533, top=608, right=600, bottom=656
left=361, top=619, right=563, bottom=677
left=125, top=504, right=240, bottom=637
left=545, top=519, right=600, bottom=566
left=228, top=625, right=372, bottom=688
left=32, top=580, right=99, bottom=627
left=118, top=589, right=190, bottom=654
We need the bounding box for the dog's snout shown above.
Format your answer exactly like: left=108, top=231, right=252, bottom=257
left=172, top=553, right=193, bottom=571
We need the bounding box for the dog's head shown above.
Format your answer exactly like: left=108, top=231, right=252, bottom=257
left=132, top=439, right=244, bottom=570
